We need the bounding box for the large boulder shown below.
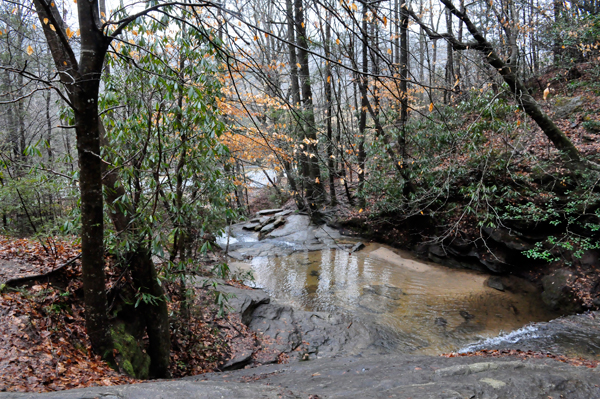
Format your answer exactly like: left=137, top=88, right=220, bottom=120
left=193, top=278, right=270, bottom=325
left=554, top=96, right=584, bottom=119
left=541, top=269, right=583, bottom=313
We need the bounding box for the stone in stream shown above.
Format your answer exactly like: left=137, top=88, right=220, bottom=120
left=273, top=209, right=293, bottom=218
left=258, top=217, right=286, bottom=239
left=541, top=268, right=583, bottom=313
left=242, top=222, right=260, bottom=231
left=362, top=284, right=404, bottom=300
left=350, top=242, right=365, bottom=253
left=459, top=310, right=475, bottom=321
left=434, top=317, right=448, bottom=327
left=358, top=295, right=396, bottom=314
left=256, top=208, right=283, bottom=216
left=357, top=286, right=403, bottom=314
left=487, top=276, right=505, bottom=291
left=253, top=216, right=276, bottom=231
left=192, top=278, right=270, bottom=325
left=258, top=222, right=277, bottom=236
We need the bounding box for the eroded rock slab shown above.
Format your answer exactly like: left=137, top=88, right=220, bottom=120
left=220, top=214, right=351, bottom=257
left=14, top=354, right=600, bottom=398
left=248, top=303, right=396, bottom=362
left=0, top=380, right=304, bottom=399
left=257, top=208, right=283, bottom=216
left=192, top=278, right=270, bottom=325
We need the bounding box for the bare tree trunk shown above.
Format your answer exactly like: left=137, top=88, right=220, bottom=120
left=324, top=11, right=337, bottom=206
left=444, top=7, right=454, bottom=104
left=419, top=0, right=425, bottom=101
left=399, top=1, right=409, bottom=156
left=45, top=88, right=53, bottom=160
left=357, top=2, right=369, bottom=209
left=286, top=0, right=307, bottom=210
left=294, top=0, right=325, bottom=209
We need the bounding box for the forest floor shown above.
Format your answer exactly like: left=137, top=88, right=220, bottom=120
left=0, top=235, right=263, bottom=393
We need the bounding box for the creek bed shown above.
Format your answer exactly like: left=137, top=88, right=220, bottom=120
left=242, top=242, right=561, bottom=355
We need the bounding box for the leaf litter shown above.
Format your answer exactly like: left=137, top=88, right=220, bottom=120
left=0, top=235, right=277, bottom=392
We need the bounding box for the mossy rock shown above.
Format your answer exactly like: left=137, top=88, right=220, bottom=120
left=110, top=322, right=150, bottom=379
left=553, top=96, right=583, bottom=119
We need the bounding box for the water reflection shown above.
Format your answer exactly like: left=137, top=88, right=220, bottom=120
left=248, top=243, right=561, bottom=354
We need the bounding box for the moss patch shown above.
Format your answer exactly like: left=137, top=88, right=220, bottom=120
left=110, top=322, right=150, bottom=379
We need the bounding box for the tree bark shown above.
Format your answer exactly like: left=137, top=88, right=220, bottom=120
left=294, top=0, right=325, bottom=209
left=324, top=11, right=337, bottom=206
left=286, top=0, right=307, bottom=210
left=357, top=2, right=368, bottom=209
left=33, top=0, right=172, bottom=373
left=33, top=0, right=113, bottom=358
left=399, top=1, right=409, bottom=155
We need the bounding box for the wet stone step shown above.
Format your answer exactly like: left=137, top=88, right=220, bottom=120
left=256, top=208, right=283, bottom=216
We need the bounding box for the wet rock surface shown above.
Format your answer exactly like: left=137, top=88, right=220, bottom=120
left=221, top=212, right=351, bottom=260
left=8, top=354, right=600, bottom=398
left=190, top=276, right=398, bottom=369
left=192, top=278, right=270, bottom=325
left=249, top=303, right=397, bottom=362
left=541, top=269, right=584, bottom=313
left=462, top=311, right=600, bottom=361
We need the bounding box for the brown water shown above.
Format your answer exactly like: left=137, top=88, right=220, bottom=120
left=246, top=243, right=562, bottom=355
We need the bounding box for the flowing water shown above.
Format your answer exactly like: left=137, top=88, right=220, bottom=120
left=242, top=242, right=562, bottom=355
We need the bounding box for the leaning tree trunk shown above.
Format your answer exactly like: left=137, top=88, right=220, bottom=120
left=409, top=0, right=583, bottom=164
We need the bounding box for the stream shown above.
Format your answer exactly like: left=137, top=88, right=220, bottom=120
left=220, top=213, right=566, bottom=356
left=246, top=244, right=561, bottom=354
